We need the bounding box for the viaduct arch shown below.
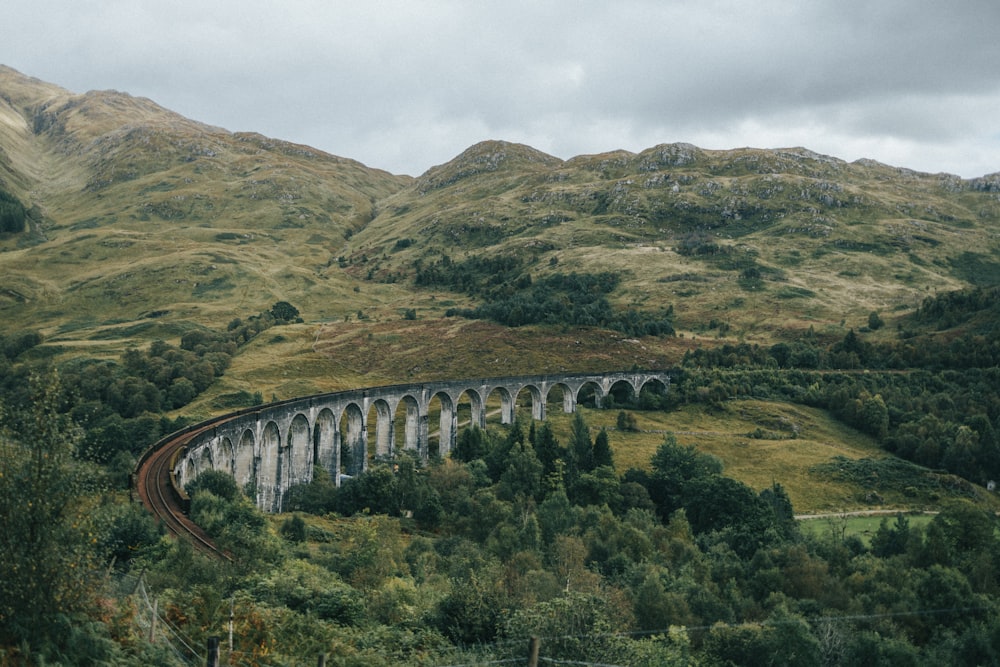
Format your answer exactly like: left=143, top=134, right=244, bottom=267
left=175, top=371, right=670, bottom=513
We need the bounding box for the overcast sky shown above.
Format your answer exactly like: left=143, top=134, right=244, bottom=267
left=2, top=1, right=998, bottom=177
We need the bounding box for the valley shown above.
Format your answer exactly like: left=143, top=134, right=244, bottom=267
left=2, top=64, right=1000, bottom=665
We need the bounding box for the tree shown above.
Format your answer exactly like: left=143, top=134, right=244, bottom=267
left=703, top=606, right=821, bottom=667
left=498, top=440, right=543, bottom=501
left=532, top=421, right=564, bottom=479
left=592, top=427, right=614, bottom=469
left=168, top=376, right=198, bottom=408
left=434, top=565, right=507, bottom=644
left=96, top=501, right=161, bottom=566
left=567, top=411, right=593, bottom=479
left=280, top=514, right=308, bottom=543
left=859, top=392, right=889, bottom=440
left=453, top=424, right=489, bottom=462
left=871, top=513, right=911, bottom=558
left=0, top=372, right=109, bottom=657
left=0, top=191, right=27, bottom=233
left=504, top=592, right=656, bottom=665
left=574, top=466, right=622, bottom=509
left=682, top=476, right=745, bottom=535
left=186, top=468, right=241, bottom=501
left=616, top=410, right=639, bottom=432
left=646, top=433, right=723, bottom=518
left=760, top=481, right=798, bottom=541
left=270, top=301, right=300, bottom=322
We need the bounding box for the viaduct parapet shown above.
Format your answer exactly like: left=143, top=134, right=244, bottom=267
left=174, top=371, right=670, bottom=513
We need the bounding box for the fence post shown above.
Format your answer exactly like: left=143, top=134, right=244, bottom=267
left=206, top=636, right=220, bottom=667
left=228, top=598, right=234, bottom=653
left=149, top=598, right=158, bottom=643
left=527, top=636, right=540, bottom=667
left=317, top=653, right=327, bottom=667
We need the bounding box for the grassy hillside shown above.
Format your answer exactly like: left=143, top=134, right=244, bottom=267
left=0, top=65, right=411, bottom=346
left=2, top=64, right=1000, bottom=514
left=3, top=66, right=999, bottom=357
left=355, top=141, right=1000, bottom=341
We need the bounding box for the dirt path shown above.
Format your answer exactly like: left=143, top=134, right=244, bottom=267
left=795, top=509, right=938, bottom=520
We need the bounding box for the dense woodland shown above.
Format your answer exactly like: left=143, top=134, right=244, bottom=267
left=2, top=288, right=1000, bottom=664
left=415, top=252, right=676, bottom=336
left=0, top=189, right=27, bottom=234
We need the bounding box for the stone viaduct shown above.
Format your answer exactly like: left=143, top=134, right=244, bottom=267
left=174, top=371, right=670, bottom=513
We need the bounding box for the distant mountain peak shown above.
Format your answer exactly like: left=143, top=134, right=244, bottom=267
left=417, top=140, right=563, bottom=192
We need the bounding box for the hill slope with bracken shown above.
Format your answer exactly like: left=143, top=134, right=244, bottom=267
left=0, top=64, right=999, bottom=391
left=0, top=65, right=410, bottom=351
left=354, top=140, right=1000, bottom=343
left=8, top=67, right=1000, bottom=667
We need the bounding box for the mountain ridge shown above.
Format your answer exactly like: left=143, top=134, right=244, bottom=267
left=1, top=64, right=998, bottom=396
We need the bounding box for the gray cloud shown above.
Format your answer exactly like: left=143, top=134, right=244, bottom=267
left=2, top=0, right=997, bottom=177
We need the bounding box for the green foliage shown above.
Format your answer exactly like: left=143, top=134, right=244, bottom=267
left=592, top=427, right=614, bottom=469
left=0, top=330, right=42, bottom=360
left=497, top=440, right=543, bottom=501
left=251, top=559, right=365, bottom=624
left=285, top=465, right=339, bottom=514
left=812, top=456, right=977, bottom=500
left=505, top=592, right=640, bottom=663
left=531, top=421, right=564, bottom=483
left=185, top=468, right=241, bottom=501
left=313, top=457, right=444, bottom=530
left=3, top=386, right=997, bottom=663
left=189, top=477, right=283, bottom=573
left=568, top=410, right=594, bottom=477
left=453, top=423, right=490, bottom=463
left=434, top=565, right=508, bottom=645
left=703, top=606, right=821, bottom=667
left=270, top=300, right=301, bottom=322
left=0, top=190, right=27, bottom=233
left=418, top=253, right=675, bottom=335
left=870, top=513, right=911, bottom=557
left=617, top=409, right=639, bottom=432
left=95, top=500, right=162, bottom=566
left=643, top=432, right=724, bottom=517
left=0, top=305, right=282, bottom=470
left=913, top=285, right=1000, bottom=330
left=677, top=295, right=1000, bottom=485
left=0, top=373, right=109, bottom=658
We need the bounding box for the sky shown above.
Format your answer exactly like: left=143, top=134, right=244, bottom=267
left=2, top=1, right=998, bottom=178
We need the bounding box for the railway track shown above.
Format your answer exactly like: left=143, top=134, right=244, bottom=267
left=135, top=421, right=232, bottom=560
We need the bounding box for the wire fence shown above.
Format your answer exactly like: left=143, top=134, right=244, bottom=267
left=117, top=569, right=987, bottom=667
left=128, top=573, right=200, bottom=666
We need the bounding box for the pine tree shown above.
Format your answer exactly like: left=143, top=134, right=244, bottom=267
left=592, top=427, right=614, bottom=470
left=569, top=411, right=593, bottom=474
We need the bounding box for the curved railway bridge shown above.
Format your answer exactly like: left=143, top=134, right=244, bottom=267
left=136, top=371, right=670, bottom=544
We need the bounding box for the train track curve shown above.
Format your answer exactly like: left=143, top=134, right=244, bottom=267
left=135, top=419, right=233, bottom=560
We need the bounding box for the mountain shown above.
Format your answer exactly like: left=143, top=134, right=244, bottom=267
left=0, top=65, right=408, bottom=338
left=1, top=65, right=999, bottom=397
left=356, top=139, right=1000, bottom=343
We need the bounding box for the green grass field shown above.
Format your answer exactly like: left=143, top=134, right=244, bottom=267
left=799, top=512, right=935, bottom=546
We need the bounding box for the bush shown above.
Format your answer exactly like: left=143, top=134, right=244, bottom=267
left=186, top=469, right=241, bottom=502
left=280, top=514, right=308, bottom=543
left=616, top=410, right=639, bottom=432
left=0, top=190, right=27, bottom=233
left=270, top=301, right=300, bottom=322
